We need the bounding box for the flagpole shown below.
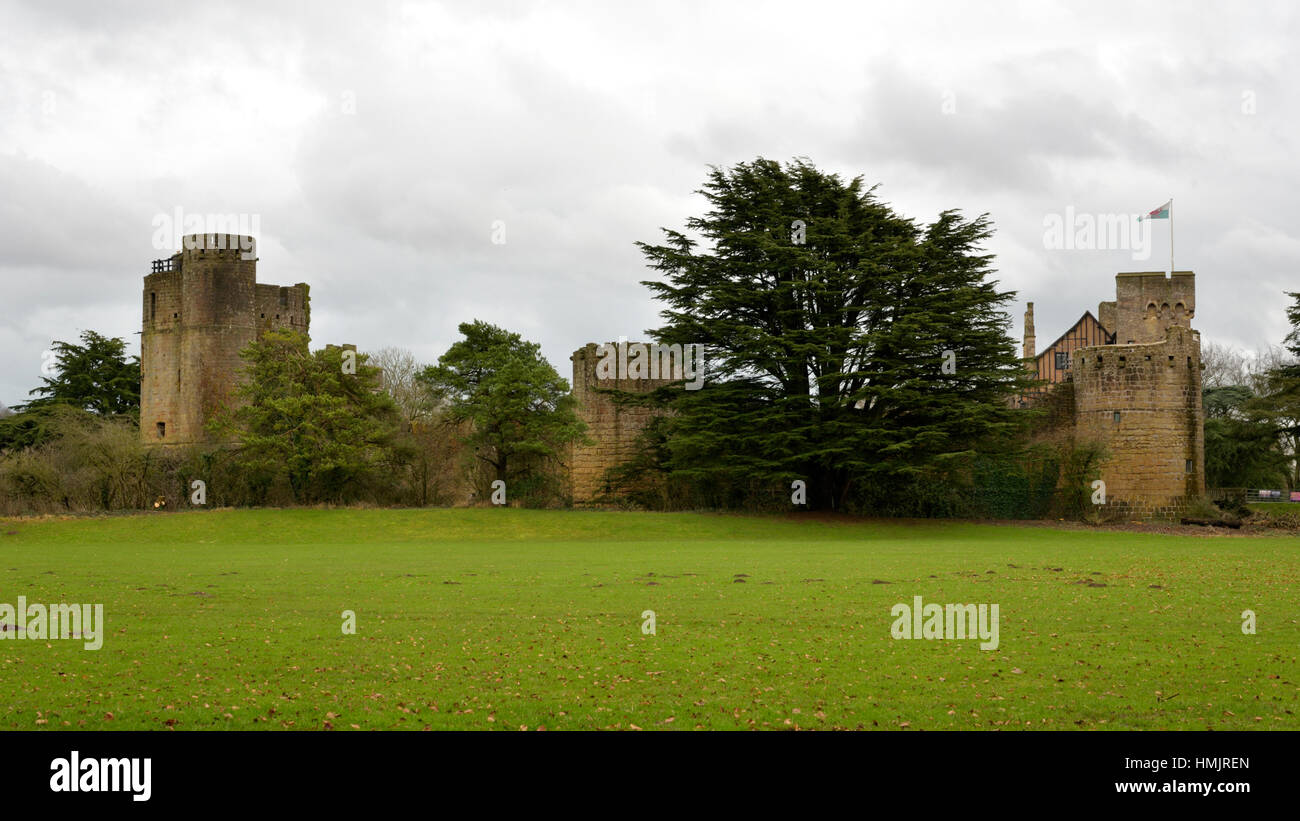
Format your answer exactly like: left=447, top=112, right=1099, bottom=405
left=1169, top=198, right=1174, bottom=275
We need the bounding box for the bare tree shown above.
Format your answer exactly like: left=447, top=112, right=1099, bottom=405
left=1245, top=345, right=1296, bottom=396
left=1200, top=340, right=1249, bottom=389
left=366, top=346, right=433, bottom=422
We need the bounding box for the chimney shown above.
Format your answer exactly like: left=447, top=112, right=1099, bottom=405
left=1023, top=302, right=1036, bottom=361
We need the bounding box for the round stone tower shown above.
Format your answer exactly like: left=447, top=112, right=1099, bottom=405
left=141, top=233, right=259, bottom=445
left=1071, top=272, right=1205, bottom=518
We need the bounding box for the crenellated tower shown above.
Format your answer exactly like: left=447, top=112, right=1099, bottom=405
left=1070, top=271, right=1204, bottom=518
left=141, top=233, right=309, bottom=445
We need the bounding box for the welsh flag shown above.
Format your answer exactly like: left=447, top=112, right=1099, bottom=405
left=1140, top=200, right=1171, bottom=220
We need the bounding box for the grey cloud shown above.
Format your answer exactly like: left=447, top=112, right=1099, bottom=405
left=3, top=0, right=1300, bottom=407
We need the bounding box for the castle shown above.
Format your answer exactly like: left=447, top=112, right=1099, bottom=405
left=566, top=272, right=1209, bottom=516
left=140, top=236, right=1206, bottom=518
left=1023, top=271, right=1205, bottom=518
left=141, top=234, right=308, bottom=445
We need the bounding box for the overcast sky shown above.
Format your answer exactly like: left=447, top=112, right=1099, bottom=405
left=1, top=0, right=1297, bottom=408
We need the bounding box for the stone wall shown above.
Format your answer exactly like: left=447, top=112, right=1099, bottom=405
left=255, top=283, right=309, bottom=336
left=1097, top=300, right=1116, bottom=337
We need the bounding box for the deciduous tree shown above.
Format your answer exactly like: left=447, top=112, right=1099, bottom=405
left=211, top=330, right=409, bottom=504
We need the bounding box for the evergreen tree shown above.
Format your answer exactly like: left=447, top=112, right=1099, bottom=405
left=1, top=330, right=139, bottom=452
left=637, top=157, right=1033, bottom=511
left=1204, top=385, right=1289, bottom=488
left=1251, top=291, right=1300, bottom=486
left=417, top=320, right=586, bottom=501
left=25, top=330, right=140, bottom=416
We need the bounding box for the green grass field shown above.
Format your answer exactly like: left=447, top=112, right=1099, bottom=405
left=1, top=509, right=1297, bottom=730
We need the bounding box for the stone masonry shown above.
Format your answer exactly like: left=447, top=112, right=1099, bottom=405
left=568, top=342, right=676, bottom=502
left=1112, top=271, right=1194, bottom=344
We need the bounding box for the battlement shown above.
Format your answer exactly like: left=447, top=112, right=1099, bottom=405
left=572, top=341, right=699, bottom=391
left=179, top=233, right=257, bottom=259
left=1113, top=271, right=1195, bottom=344
left=1073, top=325, right=1201, bottom=385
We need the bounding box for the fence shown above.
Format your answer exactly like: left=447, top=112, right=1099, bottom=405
left=1212, top=487, right=1300, bottom=504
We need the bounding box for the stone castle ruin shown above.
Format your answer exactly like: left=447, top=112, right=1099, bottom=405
left=567, top=342, right=690, bottom=502
left=1023, top=271, right=1205, bottom=518
left=141, top=234, right=308, bottom=445
left=140, top=236, right=1207, bottom=518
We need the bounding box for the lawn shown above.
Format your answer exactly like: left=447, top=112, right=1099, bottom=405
left=0, top=508, right=1297, bottom=730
